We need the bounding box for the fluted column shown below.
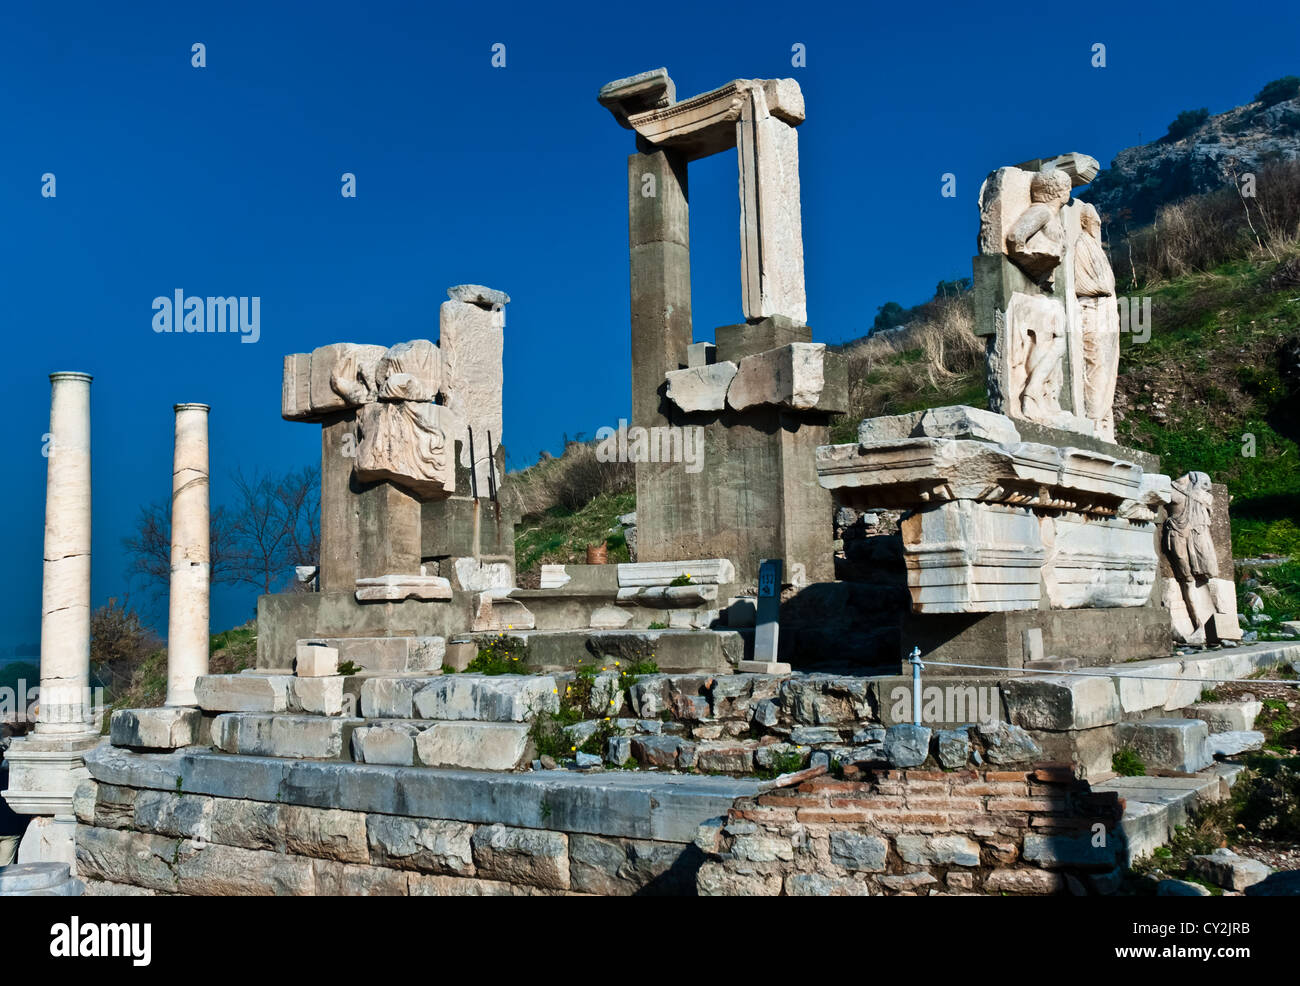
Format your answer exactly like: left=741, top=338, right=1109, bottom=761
left=166, top=403, right=210, bottom=706
left=37, top=372, right=95, bottom=736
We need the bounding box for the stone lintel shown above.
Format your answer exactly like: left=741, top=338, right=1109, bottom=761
left=625, top=78, right=804, bottom=161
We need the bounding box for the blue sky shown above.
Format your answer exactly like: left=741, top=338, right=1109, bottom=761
left=3, top=0, right=1298, bottom=648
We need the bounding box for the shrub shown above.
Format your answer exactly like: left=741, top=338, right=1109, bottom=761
left=1165, top=107, right=1209, bottom=141
left=1255, top=76, right=1300, bottom=108
left=90, top=598, right=162, bottom=701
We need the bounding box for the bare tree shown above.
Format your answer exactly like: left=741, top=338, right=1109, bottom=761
left=124, top=465, right=319, bottom=600
left=277, top=465, right=320, bottom=569
left=226, top=466, right=321, bottom=594
left=123, top=500, right=236, bottom=601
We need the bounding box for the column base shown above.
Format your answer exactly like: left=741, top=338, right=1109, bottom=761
left=1, top=731, right=102, bottom=817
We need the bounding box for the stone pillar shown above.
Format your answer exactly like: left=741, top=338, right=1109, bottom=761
left=2, top=373, right=100, bottom=865
left=36, top=372, right=95, bottom=736
left=318, top=411, right=361, bottom=593
left=627, top=148, right=691, bottom=431
left=166, top=403, right=210, bottom=706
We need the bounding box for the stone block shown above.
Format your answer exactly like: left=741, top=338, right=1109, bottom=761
left=1205, top=731, right=1264, bottom=757
left=360, top=677, right=430, bottom=718
left=981, top=868, right=1065, bottom=895
left=829, top=831, right=887, bottom=871
left=1189, top=848, right=1272, bottom=891
left=895, top=834, right=981, bottom=867
left=616, top=559, right=735, bottom=587
left=568, top=835, right=699, bottom=895
left=470, top=824, right=569, bottom=891
left=1114, top=718, right=1211, bottom=773
left=726, top=343, right=830, bottom=412
left=366, top=815, right=474, bottom=875
left=665, top=362, right=738, bottom=413
left=686, top=342, right=715, bottom=368
left=1002, top=674, right=1121, bottom=731
left=109, top=707, right=202, bottom=750
left=413, top=675, right=559, bottom=722
left=884, top=723, right=931, bottom=767
left=195, top=674, right=291, bottom=713
left=915, top=405, right=1021, bottom=444
left=288, top=676, right=345, bottom=716
left=211, top=713, right=360, bottom=759
left=1022, top=832, right=1120, bottom=870
left=693, top=741, right=755, bottom=773
left=355, top=574, right=453, bottom=602
left=295, top=643, right=338, bottom=678
left=975, top=721, right=1042, bottom=765
left=1186, top=700, right=1261, bottom=733
left=936, top=727, right=972, bottom=768
left=414, top=722, right=532, bottom=770
left=352, top=725, right=417, bottom=766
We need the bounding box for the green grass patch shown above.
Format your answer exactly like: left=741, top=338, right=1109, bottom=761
left=464, top=635, right=531, bottom=675
left=1112, top=747, right=1147, bottom=777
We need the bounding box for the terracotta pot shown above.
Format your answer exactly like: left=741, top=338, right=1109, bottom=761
left=586, top=543, right=608, bottom=565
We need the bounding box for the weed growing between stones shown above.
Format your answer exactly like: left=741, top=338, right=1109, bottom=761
left=647, top=621, right=669, bottom=630
left=1256, top=697, right=1299, bottom=753
left=755, top=747, right=806, bottom=780
left=669, top=574, right=693, bottom=586
left=337, top=660, right=362, bottom=676
left=1130, top=751, right=1300, bottom=885
left=1112, top=747, right=1147, bottom=776
left=466, top=634, right=530, bottom=675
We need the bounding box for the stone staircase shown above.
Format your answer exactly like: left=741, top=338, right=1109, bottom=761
left=194, top=653, right=559, bottom=771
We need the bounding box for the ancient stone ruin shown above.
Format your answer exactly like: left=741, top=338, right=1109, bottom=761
left=3, top=70, right=1292, bottom=898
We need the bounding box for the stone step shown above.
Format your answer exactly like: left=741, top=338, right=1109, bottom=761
left=352, top=720, right=532, bottom=770
left=1184, top=699, right=1262, bottom=733
left=360, top=674, right=558, bottom=722
left=1206, top=730, right=1265, bottom=757
left=449, top=628, right=744, bottom=673
left=196, top=673, right=348, bottom=717
left=212, top=713, right=362, bottom=760
left=296, top=636, right=446, bottom=674
left=1094, top=772, right=1226, bottom=865
left=1114, top=718, right=1211, bottom=773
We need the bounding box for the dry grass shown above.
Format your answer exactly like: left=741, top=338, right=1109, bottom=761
left=833, top=295, right=983, bottom=435
left=1120, top=160, right=1300, bottom=286
left=504, top=441, right=634, bottom=519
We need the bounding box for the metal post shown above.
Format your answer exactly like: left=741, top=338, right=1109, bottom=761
left=910, top=646, right=924, bottom=726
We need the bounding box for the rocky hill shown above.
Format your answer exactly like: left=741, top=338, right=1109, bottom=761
left=1083, top=91, right=1300, bottom=226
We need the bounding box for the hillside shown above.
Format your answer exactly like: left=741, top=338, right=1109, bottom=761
left=1084, top=84, right=1300, bottom=226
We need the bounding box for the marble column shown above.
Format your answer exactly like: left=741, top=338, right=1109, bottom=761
left=2, top=373, right=100, bottom=863
left=37, top=372, right=96, bottom=736
left=166, top=403, right=210, bottom=706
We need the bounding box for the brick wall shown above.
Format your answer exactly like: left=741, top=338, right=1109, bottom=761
left=695, top=764, right=1126, bottom=895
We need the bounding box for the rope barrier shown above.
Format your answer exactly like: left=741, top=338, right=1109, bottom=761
left=917, top=657, right=1299, bottom=687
